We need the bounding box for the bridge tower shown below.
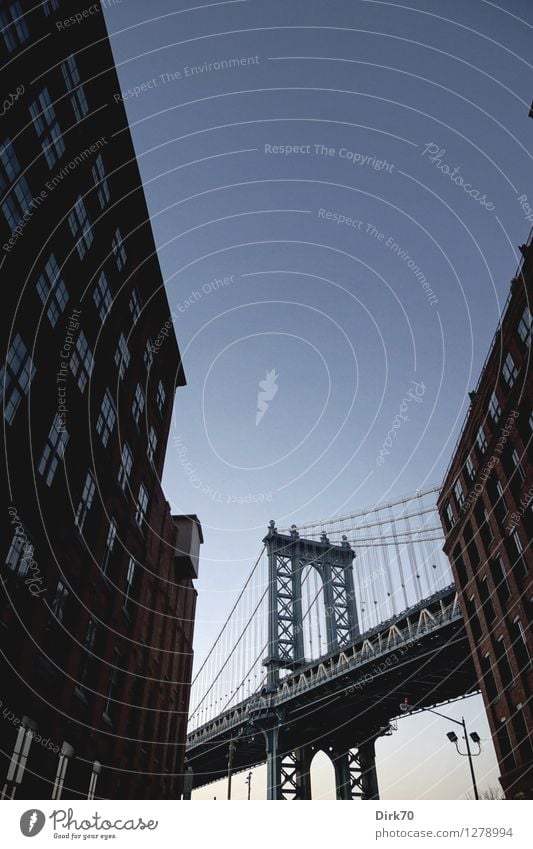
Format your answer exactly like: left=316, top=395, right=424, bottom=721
left=256, top=521, right=378, bottom=800
left=263, top=520, right=359, bottom=690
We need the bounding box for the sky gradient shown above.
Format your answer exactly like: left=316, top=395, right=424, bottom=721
left=104, top=0, right=533, bottom=798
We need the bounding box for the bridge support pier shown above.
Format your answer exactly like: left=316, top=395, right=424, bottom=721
left=263, top=730, right=314, bottom=799
left=279, top=747, right=312, bottom=799
left=333, top=738, right=379, bottom=800
left=264, top=725, right=281, bottom=800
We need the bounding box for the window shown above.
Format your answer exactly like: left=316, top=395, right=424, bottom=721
left=128, top=288, right=141, bottom=324
left=114, top=334, right=130, bottom=378
left=132, top=384, right=144, bottom=426
left=147, top=426, right=157, bottom=463
left=78, top=617, right=98, bottom=689
left=511, top=449, right=526, bottom=482
left=510, top=530, right=528, bottom=577
left=91, top=153, right=110, bottom=208
left=0, top=137, right=33, bottom=228
left=156, top=380, right=166, bottom=414
left=445, top=502, right=455, bottom=531
left=69, top=330, right=93, bottom=392
left=491, top=556, right=511, bottom=604
left=51, top=579, right=69, bottom=624
left=452, top=544, right=468, bottom=588
left=453, top=478, right=464, bottom=508
left=43, top=0, right=60, bottom=14
left=502, top=352, right=518, bottom=388
left=466, top=595, right=482, bottom=641
left=96, top=389, right=116, bottom=447
left=38, top=415, right=69, bottom=486
left=465, top=453, right=475, bottom=481
left=464, top=521, right=480, bottom=571
left=478, top=505, right=494, bottom=550
left=75, top=471, right=96, bottom=532
left=491, top=479, right=508, bottom=525
left=144, top=338, right=153, bottom=372
left=36, top=253, right=69, bottom=326
left=124, top=557, right=136, bottom=609
left=480, top=653, right=498, bottom=703
left=480, top=507, right=494, bottom=548
left=512, top=709, right=533, bottom=764
left=518, top=306, right=532, bottom=346
left=112, top=227, right=127, bottom=270
left=495, top=635, right=513, bottom=688
left=5, top=533, right=32, bottom=577
left=496, top=480, right=505, bottom=503
left=135, top=483, right=149, bottom=527
left=101, top=519, right=117, bottom=576
left=0, top=2, right=29, bottom=52
left=488, top=391, right=501, bottom=424
left=511, top=618, right=531, bottom=672
left=475, top=425, right=488, bottom=456
left=497, top=724, right=515, bottom=772
left=61, top=54, right=80, bottom=87
left=61, top=55, right=89, bottom=122
left=118, top=442, right=133, bottom=492
left=1, top=333, right=36, bottom=424
left=68, top=196, right=93, bottom=259
left=104, top=648, right=121, bottom=721
left=93, top=272, right=112, bottom=320
left=29, top=88, right=65, bottom=168
left=479, top=575, right=496, bottom=623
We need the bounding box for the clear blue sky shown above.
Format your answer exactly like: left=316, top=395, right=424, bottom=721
left=104, top=0, right=533, bottom=798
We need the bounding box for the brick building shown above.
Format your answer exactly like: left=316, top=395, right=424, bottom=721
left=0, top=0, right=200, bottom=799
left=438, top=231, right=532, bottom=799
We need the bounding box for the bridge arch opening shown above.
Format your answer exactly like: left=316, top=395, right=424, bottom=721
left=300, top=563, right=328, bottom=660
left=309, top=748, right=336, bottom=800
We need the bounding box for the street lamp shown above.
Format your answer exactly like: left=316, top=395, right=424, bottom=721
left=246, top=771, right=253, bottom=800
left=400, top=699, right=481, bottom=800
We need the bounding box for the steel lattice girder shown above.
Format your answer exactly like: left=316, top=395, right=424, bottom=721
left=265, top=529, right=356, bottom=669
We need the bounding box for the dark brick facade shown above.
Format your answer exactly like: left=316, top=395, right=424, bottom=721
left=438, top=231, right=533, bottom=799
left=0, top=0, right=199, bottom=799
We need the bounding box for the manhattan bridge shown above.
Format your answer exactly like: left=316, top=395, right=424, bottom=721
left=186, top=486, right=477, bottom=800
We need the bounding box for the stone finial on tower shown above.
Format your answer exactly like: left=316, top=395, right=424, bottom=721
left=290, top=524, right=299, bottom=538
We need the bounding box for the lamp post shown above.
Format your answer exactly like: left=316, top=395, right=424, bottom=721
left=246, top=771, right=253, bottom=800
left=400, top=700, right=481, bottom=800
left=227, top=740, right=236, bottom=800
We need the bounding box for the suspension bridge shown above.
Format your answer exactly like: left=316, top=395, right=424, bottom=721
left=186, top=487, right=477, bottom=799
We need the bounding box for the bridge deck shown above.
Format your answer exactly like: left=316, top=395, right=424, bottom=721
left=187, top=587, right=477, bottom=790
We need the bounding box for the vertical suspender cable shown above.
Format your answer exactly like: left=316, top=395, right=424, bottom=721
left=390, top=505, right=409, bottom=612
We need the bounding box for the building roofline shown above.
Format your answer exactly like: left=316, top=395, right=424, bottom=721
left=438, top=226, right=533, bottom=500
left=172, top=513, right=204, bottom=544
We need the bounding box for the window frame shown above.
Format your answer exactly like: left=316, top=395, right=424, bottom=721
left=37, top=414, right=69, bottom=487
left=36, top=253, right=69, bottom=327
left=1, top=333, right=36, bottom=425
left=117, top=442, right=133, bottom=492
left=75, top=470, right=96, bottom=532
left=69, top=329, right=94, bottom=393
left=68, top=195, right=93, bottom=259
left=135, top=483, right=149, bottom=528
left=29, top=87, right=65, bottom=169
left=502, top=351, right=518, bottom=388
left=96, top=389, right=116, bottom=447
